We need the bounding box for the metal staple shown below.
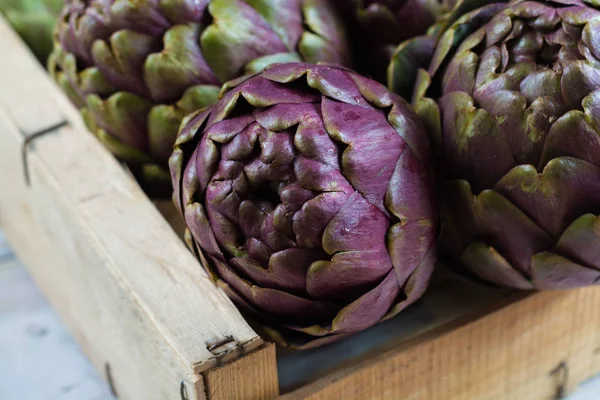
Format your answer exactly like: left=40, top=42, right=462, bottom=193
left=20, top=120, right=69, bottom=185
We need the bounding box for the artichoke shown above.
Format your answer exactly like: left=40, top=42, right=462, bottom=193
left=354, top=0, right=443, bottom=44
left=1, top=0, right=62, bottom=63
left=387, top=0, right=500, bottom=99
left=403, top=0, right=600, bottom=289
left=348, top=0, right=446, bottom=83
left=48, top=0, right=351, bottom=196
left=170, top=63, right=437, bottom=347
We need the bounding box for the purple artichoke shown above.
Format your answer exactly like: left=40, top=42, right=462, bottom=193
left=48, top=0, right=351, bottom=196
left=347, top=0, right=446, bottom=83
left=387, top=0, right=498, bottom=99
left=404, top=0, right=600, bottom=289
left=170, top=63, right=436, bottom=346
left=356, top=0, right=443, bottom=44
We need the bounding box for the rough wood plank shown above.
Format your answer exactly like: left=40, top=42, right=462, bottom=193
left=281, top=287, right=600, bottom=400
left=0, top=15, right=277, bottom=400
left=205, top=344, right=279, bottom=400
left=276, top=268, right=511, bottom=392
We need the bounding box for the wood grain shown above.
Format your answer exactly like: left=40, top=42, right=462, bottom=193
left=276, top=268, right=512, bottom=392
left=0, top=16, right=278, bottom=400
left=281, top=287, right=600, bottom=400
left=205, top=344, right=279, bottom=400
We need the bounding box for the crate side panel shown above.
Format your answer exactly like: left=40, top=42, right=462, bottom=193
left=0, top=13, right=263, bottom=364
left=276, top=269, right=512, bottom=392
left=0, top=14, right=260, bottom=366
left=0, top=111, right=201, bottom=400
left=282, top=287, right=600, bottom=400
left=204, top=344, right=279, bottom=400
left=0, top=14, right=276, bottom=400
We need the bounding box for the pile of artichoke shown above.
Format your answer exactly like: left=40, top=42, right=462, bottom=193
left=48, top=0, right=351, bottom=195
left=42, top=0, right=600, bottom=346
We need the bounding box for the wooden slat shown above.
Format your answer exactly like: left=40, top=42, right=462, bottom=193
left=276, top=268, right=512, bottom=392
left=281, top=287, right=600, bottom=400
left=0, top=15, right=278, bottom=400
left=205, top=344, right=279, bottom=400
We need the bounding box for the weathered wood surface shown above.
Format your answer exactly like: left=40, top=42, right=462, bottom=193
left=0, top=15, right=278, bottom=400
left=277, top=267, right=512, bottom=392
left=281, top=284, right=600, bottom=400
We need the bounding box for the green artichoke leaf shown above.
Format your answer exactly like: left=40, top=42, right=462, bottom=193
left=200, top=0, right=287, bottom=83
left=583, top=91, right=600, bottom=132
left=441, top=92, right=518, bottom=189
left=429, top=2, right=504, bottom=76
left=388, top=35, right=436, bottom=100
left=86, top=92, right=153, bottom=153
left=147, top=85, right=219, bottom=162
left=244, top=52, right=302, bottom=75
left=55, top=44, right=116, bottom=99
left=348, top=72, right=393, bottom=107
left=244, top=0, right=302, bottom=50
left=302, top=0, right=349, bottom=65
left=531, top=252, right=600, bottom=290
left=88, top=124, right=154, bottom=165
left=298, top=31, right=344, bottom=66
left=148, top=105, right=189, bottom=162
left=460, top=242, right=534, bottom=289
left=438, top=0, right=504, bottom=30
left=45, top=0, right=62, bottom=13
left=177, top=84, right=221, bottom=111
left=412, top=69, right=441, bottom=152
left=158, top=0, right=209, bottom=23
left=555, top=214, right=600, bottom=271
left=145, top=23, right=218, bottom=103
left=438, top=179, right=478, bottom=256
left=540, top=109, right=600, bottom=168
left=91, top=29, right=158, bottom=98
left=79, top=67, right=116, bottom=98
left=303, top=0, right=345, bottom=41
left=59, top=51, right=81, bottom=87
left=48, top=62, right=87, bottom=108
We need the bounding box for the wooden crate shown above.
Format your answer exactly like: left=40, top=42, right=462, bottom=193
left=1, top=15, right=599, bottom=400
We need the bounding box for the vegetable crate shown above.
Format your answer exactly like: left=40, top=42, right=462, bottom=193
left=1, top=15, right=599, bottom=400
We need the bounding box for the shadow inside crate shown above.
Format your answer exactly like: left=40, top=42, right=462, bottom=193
left=276, top=265, right=520, bottom=392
